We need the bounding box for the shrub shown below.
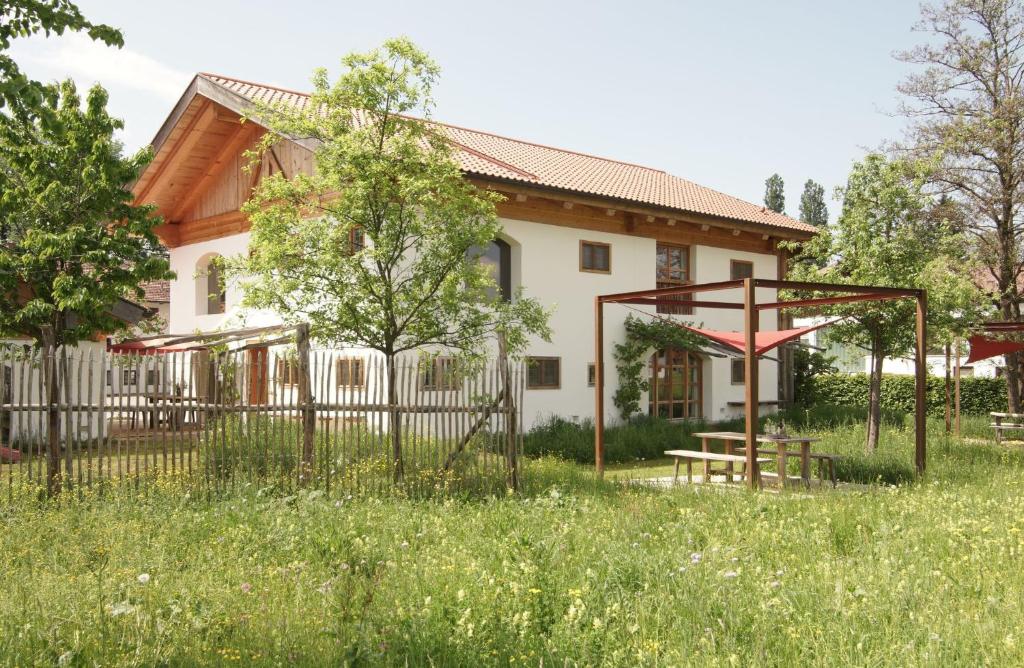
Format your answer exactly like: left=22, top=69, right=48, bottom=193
left=809, top=373, right=1006, bottom=416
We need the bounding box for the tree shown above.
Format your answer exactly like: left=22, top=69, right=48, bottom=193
left=764, top=173, right=785, bottom=213
left=896, top=0, right=1024, bottom=411
left=1, top=1, right=123, bottom=116
left=787, top=154, right=983, bottom=453
left=227, top=38, right=551, bottom=480
left=0, top=80, right=172, bottom=493
left=798, top=179, right=828, bottom=227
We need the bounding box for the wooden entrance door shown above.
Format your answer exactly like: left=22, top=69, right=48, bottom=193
left=649, top=348, right=703, bottom=419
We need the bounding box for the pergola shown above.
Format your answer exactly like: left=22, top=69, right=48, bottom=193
left=594, top=278, right=928, bottom=488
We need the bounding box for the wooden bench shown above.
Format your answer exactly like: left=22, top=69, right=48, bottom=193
left=747, top=448, right=840, bottom=487
left=665, top=449, right=771, bottom=488
left=991, top=413, right=1024, bottom=445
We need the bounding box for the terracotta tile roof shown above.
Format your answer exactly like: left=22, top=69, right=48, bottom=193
left=140, top=280, right=170, bottom=303
left=199, top=73, right=816, bottom=236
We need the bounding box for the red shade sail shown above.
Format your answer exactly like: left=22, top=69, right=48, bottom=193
left=966, top=334, right=1024, bottom=365
left=678, top=320, right=839, bottom=356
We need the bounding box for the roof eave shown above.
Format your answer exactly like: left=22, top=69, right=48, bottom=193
left=469, top=175, right=817, bottom=242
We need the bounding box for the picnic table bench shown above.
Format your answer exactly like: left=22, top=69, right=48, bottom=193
left=665, top=449, right=771, bottom=487
left=692, top=431, right=838, bottom=488
left=990, top=412, right=1024, bottom=445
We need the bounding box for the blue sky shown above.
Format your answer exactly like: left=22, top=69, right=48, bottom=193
left=9, top=0, right=926, bottom=220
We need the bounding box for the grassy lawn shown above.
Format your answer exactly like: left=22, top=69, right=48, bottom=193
left=1, top=417, right=1023, bottom=666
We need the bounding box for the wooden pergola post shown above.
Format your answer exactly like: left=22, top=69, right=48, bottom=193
left=743, top=278, right=758, bottom=489
left=594, top=296, right=605, bottom=478
left=915, top=291, right=927, bottom=475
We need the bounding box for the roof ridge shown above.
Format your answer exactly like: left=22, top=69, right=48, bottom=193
left=200, top=72, right=665, bottom=173
left=198, top=72, right=311, bottom=98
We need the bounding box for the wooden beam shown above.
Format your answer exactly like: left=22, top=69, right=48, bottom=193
left=594, top=297, right=605, bottom=479
left=743, top=278, right=759, bottom=490
left=134, top=99, right=216, bottom=206
left=915, top=291, right=927, bottom=475
left=170, top=120, right=259, bottom=221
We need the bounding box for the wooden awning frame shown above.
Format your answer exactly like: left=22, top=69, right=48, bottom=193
left=594, top=278, right=928, bottom=487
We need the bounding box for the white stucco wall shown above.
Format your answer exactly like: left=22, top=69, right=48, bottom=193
left=166, top=219, right=783, bottom=429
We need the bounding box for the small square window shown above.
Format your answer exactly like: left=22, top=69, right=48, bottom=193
left=336, top=358, right=365, bottom=388
left=587, top=363, right=596, bottom=387
left=580, top=241, right=611, bottom=273
left=122, top=369, right=138, bottom=385
left=731, top=359, right=745, bottom=385
left=349, top=227, right=365, bottom=253
left=527, top=357, right=560, bottom=389
left=730, top=260, right=754, bottom=280
left=421, top=357, right=458, bottom=391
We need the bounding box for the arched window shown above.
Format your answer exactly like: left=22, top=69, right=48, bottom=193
left=196, top=254, right=226, bottom=315
left=649, top=348, right=702, bottom=419
left=471, top=239, right=511, bottom=302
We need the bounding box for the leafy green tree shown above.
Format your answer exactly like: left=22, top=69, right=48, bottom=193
left=787, top=154, right=984, bottom=453
left=0, top=80, right=172, bottom=493
left=764, top=173, right=785, bottom=213
left=226, top=38, right=551, bottom=479
left=798, top=179, right=828, bottom=227
left=896, top=0, right=1024, bottom=411
left=1, top=1, right=123, bottom=116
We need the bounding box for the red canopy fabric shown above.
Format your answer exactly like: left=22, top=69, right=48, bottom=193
left=679, top=320, right=839, bottom=356
left=966, top=334, right=1024, bottom=364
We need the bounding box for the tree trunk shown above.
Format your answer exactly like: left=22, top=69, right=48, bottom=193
left=866, top=331, right=884, bottom=454
left=387, top=353, right=403, bottom=483
left=944, top=343, right=951, bottom=433
left=40, top=327, right=61, bottom=497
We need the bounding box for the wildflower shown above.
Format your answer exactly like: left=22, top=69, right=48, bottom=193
left=400, top=541, right=409, bottom=550
left=137, top=573, right=150, bottom=585
left=690, top=552, right=702, bottom=564
left=723, top=570, right=739, bottom=579
left=240, top=582, right=253, bottom=593
left=108, top=602, right=134, bottom=617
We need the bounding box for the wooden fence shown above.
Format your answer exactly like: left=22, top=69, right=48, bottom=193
left=0, top=337, right=525, bottom=499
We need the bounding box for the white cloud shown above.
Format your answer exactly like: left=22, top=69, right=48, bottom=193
left=21, top=32, right=191, bottom=102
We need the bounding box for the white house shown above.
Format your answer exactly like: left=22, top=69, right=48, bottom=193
left=130, top=73, right=818, bottom=429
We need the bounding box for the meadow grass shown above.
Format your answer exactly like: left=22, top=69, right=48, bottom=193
left=1, top=417, right=1023, bottom=666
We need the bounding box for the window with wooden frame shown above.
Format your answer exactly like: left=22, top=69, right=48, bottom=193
left=731, top=358, right=745, bottom=385
left=336, top=357, right=365, bottom=388
left=349, top=227, right=365, bottom=253
left=656, top=243, right=692, bottom=315
left=276, top=358, right=300, bottom=386
left=580, top=240, right=611, bottom=273
left=527, top=357, right=561, bottom=389
left=587, top=363, right=596, bottom=387
left=730, top=259, right=754, bottom=280
left=420, top=357, right=459, bottom=391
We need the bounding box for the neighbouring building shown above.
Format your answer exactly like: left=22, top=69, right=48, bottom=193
left=130, top=73, right=818, bottom=428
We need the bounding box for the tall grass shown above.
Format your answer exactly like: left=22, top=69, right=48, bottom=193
left=3, top=435, right=1024, bottom=665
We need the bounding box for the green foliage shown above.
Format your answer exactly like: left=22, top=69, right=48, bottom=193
left=792, top=346, right=837, bottom=407
left=523, top=414, right=730, bottom=465
left=764, top=172, right=786, bottom=213
left=611, top=314, right=707, bottom=419
left=798, top=178, right=828, bottom=227
left=0, top=0, right=123, bottom=117
left=0, top=80, right=172, bottom=346
left=226, top=38, right=550, bottom=364
left=809, top=373, right=1007, bottom=416
left=5, top=419, right=1024, bottom=664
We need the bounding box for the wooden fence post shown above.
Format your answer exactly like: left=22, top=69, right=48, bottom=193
left=40, top=326, right=61, bottom=497
left=498, top=336, right=519, bottom=492
left=296, top=323, right=315, bottom=484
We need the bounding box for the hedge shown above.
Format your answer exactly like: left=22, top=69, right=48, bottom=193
left=807, top=373, right=1007, bottom=416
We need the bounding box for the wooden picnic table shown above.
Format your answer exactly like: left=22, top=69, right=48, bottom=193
left=990, top=412, right=1024, bottom=444
left=693, top=431, right=822, bottom=488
